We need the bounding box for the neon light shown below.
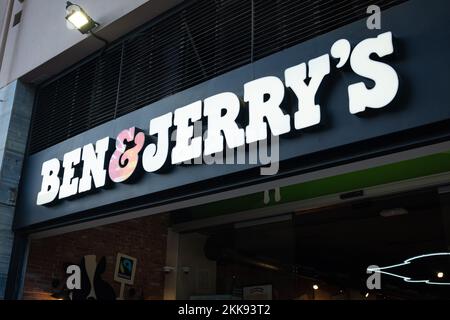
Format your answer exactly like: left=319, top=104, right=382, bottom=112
left=368, top=253, right=450, bottom=286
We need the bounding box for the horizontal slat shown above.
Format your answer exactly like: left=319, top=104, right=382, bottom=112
left=29, top=0, right=407, bottom=154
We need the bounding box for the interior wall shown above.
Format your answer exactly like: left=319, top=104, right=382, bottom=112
left=176, top=233, right=217, bottom=299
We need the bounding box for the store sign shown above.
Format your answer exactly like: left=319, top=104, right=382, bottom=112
left=36, top=32, right=399, bottom=206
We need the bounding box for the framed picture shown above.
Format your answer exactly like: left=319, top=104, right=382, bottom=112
left=114, top=253, right=137, bottom=285
left=243, top=285, right=273, bottom=300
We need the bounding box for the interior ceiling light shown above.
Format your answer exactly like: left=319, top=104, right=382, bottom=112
left=379, top=208, right=409, bottom=218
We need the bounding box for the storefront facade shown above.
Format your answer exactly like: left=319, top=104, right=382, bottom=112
left=1, top=0, right=450, bottom=300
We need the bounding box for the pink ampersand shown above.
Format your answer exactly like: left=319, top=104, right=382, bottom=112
left=108, top=127, right=145, bottom=183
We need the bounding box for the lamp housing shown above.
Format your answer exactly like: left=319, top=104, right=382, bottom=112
left=65, top=1, right=97, bottom=34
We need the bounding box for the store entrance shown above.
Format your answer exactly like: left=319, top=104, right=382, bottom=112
left=174, top=188, right=450, bottom=300
left=21, top=184, right=450, bottom=300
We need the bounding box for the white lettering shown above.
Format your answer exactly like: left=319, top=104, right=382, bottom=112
left=78, top=137, right=110, bottom=193
left=143, top=112, right=173, bottom=172
left=36, top=32, right=401, bottom=206
left=245, top=76, right=290, bottom=144
left=171, top=101, right=203, bottom=164
left=59, top=148, right=81, bottom=199
left=348, top=32, right=399, bottom=114
left=204, top=92, right=245, bottom=156
left=285, top=54, right=330, bottom=130
left=36, top=158, right=61, bottom=205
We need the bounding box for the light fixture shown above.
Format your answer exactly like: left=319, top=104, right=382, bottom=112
left=51, top=289, right=69, bottom=300
left=313, top=284, right=319, bottom=290
left=65, top=2, right=98, bottom=34
left=368, top=253, right=450, bottom=286
left=365, top=292, right=370, bottom=298
left=379, top=208, right=408, bottom=218
left=437, top=272, right=444, bottom=279
left=162, top=266, right=175, bottom=274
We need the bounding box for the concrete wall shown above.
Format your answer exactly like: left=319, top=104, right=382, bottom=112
left=0, top=0, right=183, bottom=87
left=0, top=80, right=34, bottom=299
left=0, top=1, right=9, bottom=38
left=0, top=203, right=14, bottom=299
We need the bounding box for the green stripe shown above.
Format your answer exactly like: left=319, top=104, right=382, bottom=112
left=186, top=152, right=450, bottom=219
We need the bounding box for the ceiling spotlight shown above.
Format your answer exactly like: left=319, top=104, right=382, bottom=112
left=365, top=292, right=370, bottom=298
left=437, top=272, right=444, bottom=279
left=380, top=208, right=408, bottom=218
left=65, top=2, right=98, bottom=34
left=313, top=284, right=319, bottom=290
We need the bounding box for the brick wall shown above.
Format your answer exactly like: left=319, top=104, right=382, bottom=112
left=23, top=213, right=169, bottom=300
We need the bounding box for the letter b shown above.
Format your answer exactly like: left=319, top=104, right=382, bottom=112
left=36, top=158, right=61, bottom=206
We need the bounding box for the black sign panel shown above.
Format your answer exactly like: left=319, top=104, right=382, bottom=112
left=15, top=0, right=450, bottom=229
